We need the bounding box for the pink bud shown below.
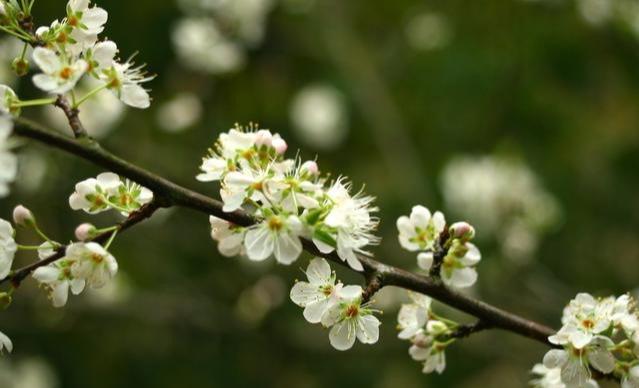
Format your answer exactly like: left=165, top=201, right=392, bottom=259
left=301, top=161, right=319, bottom=176
left=449, top=222, right=475, bottom=241
left=75, top=223, right=96, bottom=241
left=254, top=130, right=273, bottom=147
left=271, top=137, right=288, bottom=154
left=12, top=205, right=35, bottom=227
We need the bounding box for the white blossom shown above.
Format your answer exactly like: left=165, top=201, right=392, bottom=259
left=543, top=337, right=615, bottom=387
left=32, top=253, right=86, bottom=308
left=440, top=241, right=481, bottom=288
left=408, top=331, right=447, bottom=374
left=290, top=257, right=342, bottom=323
left=31, top=47, right=88, bottom=94
left=549, top=293, right=614, bottom=349
left=69, top=172, right=153, bottom=215
left=530, top=364, right=599, bottom=388
left=397, top=292, right=431, bottom=340
left=66, top=0, right=108, bottom=35
left=622, top=365, right=639, bottom=388
left=396, top=205, right=446, bottom=252
left=101, top=59, right=154, bottom=109
left=209, top=216, right=245, bottom=257
left=67, top=242, right=118, bottom=288
left=321, top=285, right=380, bottom=350
left=244, top=213, right=303, bottom=265
left=317, top=178, right=379, bottom=272
left=0, top=219, right=17, bottom=280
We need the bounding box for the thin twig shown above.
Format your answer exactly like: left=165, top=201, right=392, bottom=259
left=4, top=200, right=161, bottom=288
left=54, top=95, right=88, bottom=138
left=11, top=117, right=557, bottom=346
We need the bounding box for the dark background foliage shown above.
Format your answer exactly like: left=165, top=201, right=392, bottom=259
left=1, top=0, right=638, bottom=387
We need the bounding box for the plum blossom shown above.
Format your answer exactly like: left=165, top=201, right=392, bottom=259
left=320, top=285, right=380, bottom=350
left=549, top=293, right=614, bottom=349
left=32, top=258, right=86, bottom=308
left=543, top=337, right=615, bottom=387
left=244, top=213, right=303, bottom=265
left=290, top=257, right=343, bottom=323
left=315, top=178, right=379, bottom=272
left=209, top=216, right=245, bottom=257
left=530, top=364, right=599, bottom=388
left=69, top=172, right=153, bottom=215
left=67, top=242, right=118, bottom=288
left=397, top=292, right=432, bottom=340
left=101, top=59, right=154, bottom=109
left=439, top=241, right=481, bottom=288
left=66, top=0, right=108, bottom=35
left=31, top=47, right=88, bottom=94
left=0, top=218, right=17, bottom=280
left=408, top=326, right=449, bottom=374
left=396, top=205, right=446, bottom=252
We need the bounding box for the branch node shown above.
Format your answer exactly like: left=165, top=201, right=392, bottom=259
left=54, top=95, right=88, bottom=139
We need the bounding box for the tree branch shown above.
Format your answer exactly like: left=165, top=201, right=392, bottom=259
left=54, top=96, right=88, bottom=139
left=4, top=200, right=161, bottom=288
left=10, top=117, right=556, bottom=346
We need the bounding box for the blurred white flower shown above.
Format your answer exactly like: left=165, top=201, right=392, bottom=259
left=0, top=218, right=17, bottom=280
left=577, top=0, right=613, bottom=25
left=43, top=78, right=125, bottom=139
left=405, top=12, right=452, bottom=51
left=0, top=116, right=17, bottom=198
left=0, top=357, right=58, bottom=388
left=156, top=92, right=202, bottom=133
left=441, top=155, right=560, bottom=261
left=290, top=84, right=348, bottom=150
left=172, top=17, right=245, bottom=74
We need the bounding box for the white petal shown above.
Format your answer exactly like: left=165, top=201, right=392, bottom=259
left=543, top=349, right=568, bottom=369
left=561, top=358, right=589, bottom=387
left=70, top=278, right=86, bottom=295
left=32, top=74, right=60, bottom=92
left=82, top=7, right=108, bottom=31
left=444, top=267, right=477, bottom=288
left=329, top=321, right=356, bottom=351
left=410, top=206, right=431, bottom=229
left=92, top=40, right=117, bottom=68
left=356, top=315, right=380, bottom=344
left=244, top=227, right=273, bottom=261
left=273, top=231, right=302, bottom=265
left=460, top=243, right=481, bottom=265
left=312, top=237, right=335, bottom=254
left=51, top=281, right=70, bottom=307
left=431, top=211, right=446, bottom=232
left=218, top=233, right=244, bottom=257
left=0, top=331, right=12, bottom=353
left=306, top=257, right=332, bottom=285
left=321, top=304, right=342, bottom=327
left=303, top=299, right=332, bottom=324
left=570, top=331, right=592, bottom=349
left=290, top=281, right=322, bottom=307
left=338, top=285, right=363, bottom=300
left=417, top=252, right=433, bottom=271
left=32, top=266, right=60, bottom=283
left=120, top=84, right=150, bottom=109
left=32, top=47, right=60, bottom=73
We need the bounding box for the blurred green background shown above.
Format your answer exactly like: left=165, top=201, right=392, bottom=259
left=1, top=0, right=639, bottom=386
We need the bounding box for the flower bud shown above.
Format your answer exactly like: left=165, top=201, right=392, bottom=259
left=75, top=223, right=96, bottom=241
left=11, top=57, right=29, bottom=76
left=271, top=137, right=288, bottom=154
left=301, top=160, right=319, bottom=176
left=12, top=205, right=35, bottom=227
left=426, top=320, right=448, bottom=336
left=254, top=129, right=273, bottom=147
left=0, top=293, right=11, bottom=310
left=449, top=222, right=475, bottom=241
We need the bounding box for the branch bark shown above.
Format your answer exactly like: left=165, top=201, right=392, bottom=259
left=9, top=117, right=556, bottom=346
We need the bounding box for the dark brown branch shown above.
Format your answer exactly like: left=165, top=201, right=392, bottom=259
left=54, top=96, right=87, bottom=138
left=11, top=117, right=557, bottom=346
left=446, top=320, right=493, bottom=340
left=5, top=200, right=161, bottom=288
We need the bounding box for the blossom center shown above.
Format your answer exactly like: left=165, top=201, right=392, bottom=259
left=59, top=67, right=73, bottom=80
left=267, top=217, right=283, bottom=231
left=345, top=304, right=359, bottom=318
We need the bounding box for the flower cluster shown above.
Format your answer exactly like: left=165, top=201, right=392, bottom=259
left=69, top=172, right=153, bottom=216
left=397, top=205, right=481, bottom=288
left=32, top=241, right=117, bottom=307
left=396, top=291, right=460, bottom=374
left=29, top=0, right=154, bottom=108
left=290, top=257, right=381, bottom=350
left=1, top=0, right=153, bottom=110
left=535, top=293, right=639, bottom=387
left=530, top=364, right=599, bottom=388
left=199, top=125, right=379, bottom=271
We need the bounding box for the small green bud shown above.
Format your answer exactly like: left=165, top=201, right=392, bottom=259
left=0, top=293, right=12, bottom=309
left=11, top=57, right=29, bottom=76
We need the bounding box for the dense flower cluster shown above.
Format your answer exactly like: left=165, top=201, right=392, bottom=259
left=290, top=257, right=380, bottom=350
left=69, top=172, right=153, bottom=216
left=396, top=291, right=461, bottom=374
left=397, top=206, right=481, bottom=288
left=199, top=124, right=379, bottom=271
left=533, top=293, right=639, bottom=387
